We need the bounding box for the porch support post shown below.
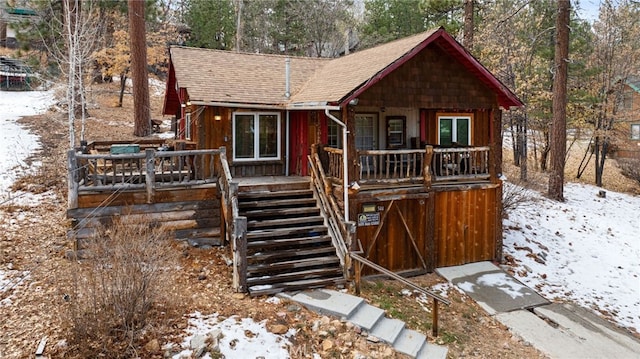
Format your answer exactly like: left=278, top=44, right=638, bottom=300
left=324, top=108, right=350, bottom=222
left=344, top=105, right=357, bottom=222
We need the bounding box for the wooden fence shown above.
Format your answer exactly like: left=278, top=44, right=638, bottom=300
left=68, top=147, right=225, bottom=208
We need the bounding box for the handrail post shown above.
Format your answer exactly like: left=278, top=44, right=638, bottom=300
left=145, top=148, right=155, bottom=203
left=67, top=149, right=78, bottom=209
left=234, top=216, right=248, bottom=292
left=354, top=258, right=361, bottom=295
left=432, top=297, right=439, bottom=337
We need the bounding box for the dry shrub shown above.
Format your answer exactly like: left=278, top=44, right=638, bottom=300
left=66, top=215, right=178, bottom=357
left=502, top=180, right=536, bottom=216
left=617, top=158, right=640, bottom=185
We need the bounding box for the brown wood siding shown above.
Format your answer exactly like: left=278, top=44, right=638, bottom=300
left=355, top=196, right=433, bottom=274
left=70, top=187, right=221, bottom=245
left=76, top=187, right=218, bottom=208
left=434, top=186, right=500, bottom=267
left=357, top=44, right=497, bottom=109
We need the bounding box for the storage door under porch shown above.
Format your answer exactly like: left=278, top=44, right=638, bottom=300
left=354, top=196, right=434, bottom=275
left=434, top=186, right=500, bottom=267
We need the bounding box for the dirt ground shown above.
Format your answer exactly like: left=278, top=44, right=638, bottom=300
left=4, top=79, right=633, bottom=358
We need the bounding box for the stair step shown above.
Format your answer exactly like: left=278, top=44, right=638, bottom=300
left=248, top=246, right=337, bottom=263
left=247, top=267, right=343, bottom=286
left=347, top=303, right=385, bottom=331
left=247, top=235, right=332, bottom=249
left=416, top=342, right=449, bottom=359
left=247, top=225, right=327, bottom=240
left=248, top=256, right=340, bottom=275
left=369, top=317, right=405, bottom=345
left=247, top=216, right=324, bottom=230
left=239, top=189, right=313, bottom=200
left=239, top=197, right=317, bottom=209
left=394, top=329, right=427, bottom=358
left=249, top=277, right=345, bottom=297
left=241, top=206, right=319, bottom=218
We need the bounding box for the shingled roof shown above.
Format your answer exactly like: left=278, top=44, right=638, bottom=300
left=169, top=47, right=328, bottom=106
left=167, top=27, right=522, bottom=110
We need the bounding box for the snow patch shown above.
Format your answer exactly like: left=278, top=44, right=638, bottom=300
left=504, top=181, right=640, bottom=331
left=171, top=312, right=294, bottom=359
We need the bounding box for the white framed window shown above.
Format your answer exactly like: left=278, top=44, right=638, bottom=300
left=327, top=121, right=341, bottom=148
left=437, top=115, right=471, bottom=146
left=233, top=112, right=281, bottom=161
left=185, top=112, right=192, bottom=140
left=631, top=124, right=640, bottom=140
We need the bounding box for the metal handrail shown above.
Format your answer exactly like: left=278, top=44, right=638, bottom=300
left=350, top=251, right=450, bottom=337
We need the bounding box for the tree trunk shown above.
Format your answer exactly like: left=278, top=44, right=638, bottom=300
left=235, top=0, right=243, bottom=52
left=548, top=0, right=570, bottom=201
left=118, top=73, right=127, bottom=107
left=128, top=0, right=151, bottom=137
left=519, top=113, right=528, bottom=181
left=463, top=0, right=474, bottom=49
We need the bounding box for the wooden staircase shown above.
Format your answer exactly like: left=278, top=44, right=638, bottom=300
left=238, top=179, right=346, bottom=296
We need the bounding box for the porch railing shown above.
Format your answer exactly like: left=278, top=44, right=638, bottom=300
left=432, top=146, right=490, bottom=181
left=322, top=146, right=491, bottom=185
left=217, top=147, right=248, bottom=293
left=67, top=147, right=224, bottom=208
left=308, top=150, right=355, bottom=277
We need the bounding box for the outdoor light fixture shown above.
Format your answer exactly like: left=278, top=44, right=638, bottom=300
left=349, top=98, right=359, bottom=106
left=214, top=108, right=222, bottom=121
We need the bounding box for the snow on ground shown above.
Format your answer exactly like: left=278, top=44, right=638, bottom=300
left=0, top=89, right=56, bottom=205
left=503, top=181, right=640, bottom=332
left=0, top=89, right=55, bottom=300
left=168, top=312, right=296, bottom=359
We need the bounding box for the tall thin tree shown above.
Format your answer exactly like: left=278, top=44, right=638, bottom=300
left=548, top=0, right=570, bottom=201
left=128, top=0, right=151, bottom=137
left=463, top=0, right=474, bottom=48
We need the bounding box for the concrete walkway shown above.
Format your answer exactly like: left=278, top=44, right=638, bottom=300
left=437, top=262, right=640, bottom=359
left=279, top=289, right=448, bottom=359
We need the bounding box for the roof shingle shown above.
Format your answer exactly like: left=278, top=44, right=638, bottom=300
left=169, top=28, right=522, bottom=109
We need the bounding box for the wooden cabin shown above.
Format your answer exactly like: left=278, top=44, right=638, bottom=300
left=610, top=76, right=640, bottom=160
left=68, top=28, right=522, bottom=297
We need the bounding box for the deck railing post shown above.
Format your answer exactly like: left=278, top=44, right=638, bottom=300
left=145, top=148, right=155, bottom=203
left=424, top=145, right=433, bottom=189
left=67, top=149, right=79, bottom=209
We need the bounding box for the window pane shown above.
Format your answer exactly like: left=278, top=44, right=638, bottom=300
left=259, top=114, right=278, bottom=158
left=235, top=114, right=254, bottom=158
left=356, top=115, right=376, bottom=150
left=439, top=118, right=452, bottom=146
left=327, top=121, right=340, bottom=148
left=456, top=118, right=469, bottom=146
left=632, top=124, right=640, bottom=140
